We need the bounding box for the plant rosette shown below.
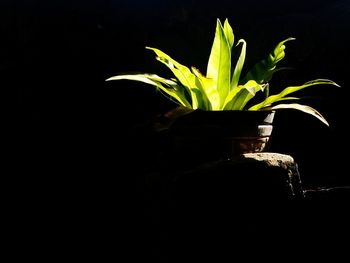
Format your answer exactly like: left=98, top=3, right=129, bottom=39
left=107, top=18, right=339, bottom=158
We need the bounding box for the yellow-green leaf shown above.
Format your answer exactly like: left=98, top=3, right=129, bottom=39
left=230, top=39, right=247, bottom=91
left=206, top=19, right=231, bottom=106
left=271, top=103, right=329, bottom=126
left=241, top=37, right=295, bottom=84
left=249, top=79, right=340, bottom=110
left=106, top=74, right=191, bottom=107
left=223, top=18, right=234, bottom=48
left=224, top=80, right=262, bottom=110
left=146, top=47, right=200, bottom=109
left=191, top=67, right=219, bottom=110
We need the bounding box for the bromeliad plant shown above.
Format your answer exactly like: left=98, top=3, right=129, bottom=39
left=106, top=18, right=339, bottom=126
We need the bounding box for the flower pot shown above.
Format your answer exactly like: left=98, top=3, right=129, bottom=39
left=168, top=109, right=275, bottom=163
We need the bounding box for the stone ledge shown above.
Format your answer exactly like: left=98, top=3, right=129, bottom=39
left=148, top=152, right=304, bottom=199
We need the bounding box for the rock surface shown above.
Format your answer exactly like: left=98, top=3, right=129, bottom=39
left=145, top=152, right=306, bottom=262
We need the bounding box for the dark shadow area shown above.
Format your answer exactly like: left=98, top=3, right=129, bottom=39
left=143, top=161, right=350, bottom=262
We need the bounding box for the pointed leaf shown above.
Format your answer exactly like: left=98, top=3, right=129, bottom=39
left=271, top=103, right=329, bottom=126
left=223, top=18, right=234, bottom=48
left=222, top=85, right=243, bottom=110
left=249, top=79, right=339, bottom=110
left=146, top=47, right=200, bottom=109
left=206, top=19, right=231, bottom=106
left=224, top=80, right=262, bottom=110
left=230, top=39, right=247, bottom=91
left=106, top=74, right=191, bottom=107
left=241, top=37, right=295, bottom=84
left=191, top=67, right=219, bottom=110
left=273, top=96, right=300, bottom=102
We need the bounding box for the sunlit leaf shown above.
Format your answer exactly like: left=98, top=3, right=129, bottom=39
left=225, top=80, right=262, bottom=110
left=230, top=39, right=246, bottom=91
left=146, top=47, right=200, bottom=109
left=241, top=37, right=295, bottom=85
left=273, top=96, right=300, bottom=102
left=223, top=18, right=234, bottom=48
left=270, top=103, right=329, bottom=126
left=106, top=18, right=339, bottom=126
left=191, top=67, right=219, bottom=110
left=206, top=19, right=231, bottom=107
left=106, top=74, right=191, bottom=107
left=249, top=79, right=340, bottom=110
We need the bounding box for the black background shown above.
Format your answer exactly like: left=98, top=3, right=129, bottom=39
left=5, top=0, right=349, bottom=260
left=8, top=0, right=349, bottom=186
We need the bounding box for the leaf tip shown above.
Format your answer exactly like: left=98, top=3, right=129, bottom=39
left=216, top=18, right=224, bottom=27
left=105, top=76, right=114, bottom=81
left=333, top=82, right=341, bottom=88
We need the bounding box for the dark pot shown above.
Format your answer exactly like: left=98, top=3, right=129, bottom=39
left=168, top=109, right=275, bottom=162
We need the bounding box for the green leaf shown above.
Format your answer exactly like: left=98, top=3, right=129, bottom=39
left=224, top=80, right=262, bottom=110
left=271, top=103, right=329, bottom=126
left=249, top=79, right=340, bottom=110
left=272, top=96, right=300, bottom=102
left=191, top=67, right=219, bottom=110
left=223, top=18, right=234, bottom=48
left=222, top=86, right=243, bottom=110
left=241, top=37, right=295, bottom=84
left=106, top=74, right=191, bottom=107
left=206, top=19, right=231, bottom=107
left=146, top=47, right=200, bottom=109
left=230, top=39, right=247, bottom=91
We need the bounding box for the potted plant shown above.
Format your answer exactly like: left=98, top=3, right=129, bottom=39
left=106, top=18, right=338, bottom=160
